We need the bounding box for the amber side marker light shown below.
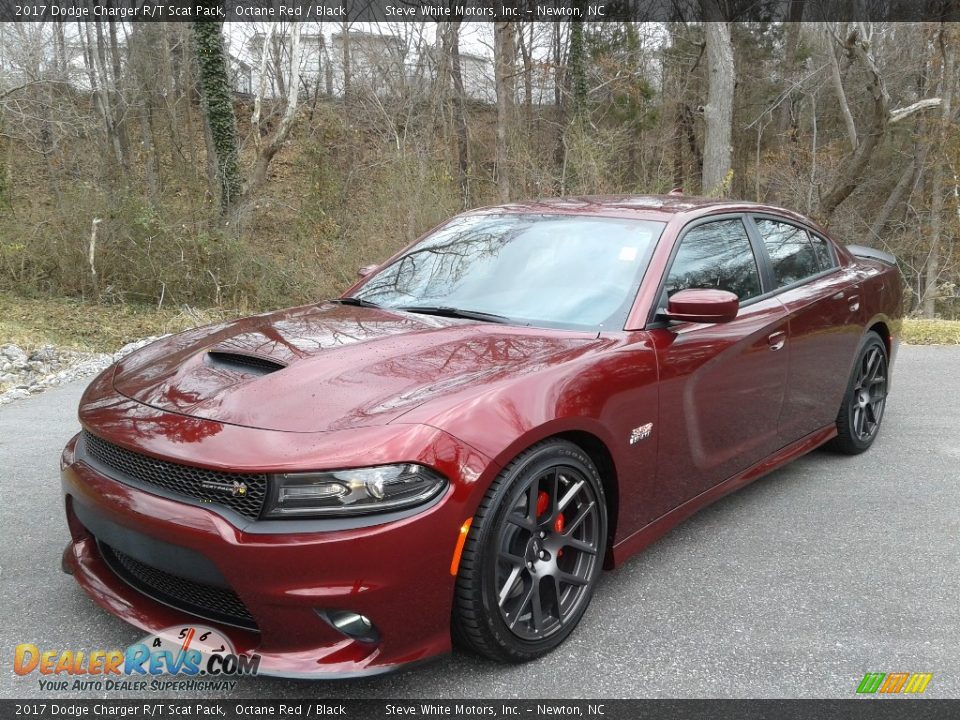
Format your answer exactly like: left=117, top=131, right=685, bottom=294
left=450, top=518, right=473, bottom=576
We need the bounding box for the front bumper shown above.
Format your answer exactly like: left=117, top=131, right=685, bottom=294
left=60, top=427, right=492, bottom=678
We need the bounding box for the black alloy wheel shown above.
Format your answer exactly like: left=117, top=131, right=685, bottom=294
left=452, top=439, right=607, bottom=662
left=832, top=331, right=889, bottom=455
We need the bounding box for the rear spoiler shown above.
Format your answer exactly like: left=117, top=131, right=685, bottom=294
left=847, top=244, right=897, bottom=266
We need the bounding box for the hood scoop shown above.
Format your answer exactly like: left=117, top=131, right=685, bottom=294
left=206, top=350, right=287, bottom=375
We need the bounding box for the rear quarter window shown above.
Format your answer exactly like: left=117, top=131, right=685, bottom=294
left=755, top=218, right=820, bottom=287
left=809, top=232, right=838, bottom=271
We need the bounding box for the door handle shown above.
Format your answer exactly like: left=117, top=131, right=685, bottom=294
left=767, top=331, right=786, bottom=351
left=847, top=295, right=860, bottom=312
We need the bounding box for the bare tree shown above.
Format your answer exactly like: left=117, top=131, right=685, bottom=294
left=701, top=5, right=734, bottom=195
left=442, top=20, right=471, bottom=207
left=340, top=20, right=352, bottom=100
left=248, top=23, right=304, bottom=197
left=493, top=21, right=516, bottom=203
left=923, top=25, right=957, bottom=317
left=818, top=25, right=943, bottom=221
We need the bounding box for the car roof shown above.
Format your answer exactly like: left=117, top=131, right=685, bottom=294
left=467, top=194, right=823, bottom=231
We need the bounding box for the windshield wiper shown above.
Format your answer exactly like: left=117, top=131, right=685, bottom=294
left=396, top=305, right=511, bottom=324
left=329, top=297, right=382, bottom=309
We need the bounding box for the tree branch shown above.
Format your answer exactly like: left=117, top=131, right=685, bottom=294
left=0, top=80, right=72, bottom=101
left=890, top=97, right=943, bottom=123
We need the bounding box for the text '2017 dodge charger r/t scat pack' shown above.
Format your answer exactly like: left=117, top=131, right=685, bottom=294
left=61, top=195, right=902, bottom=677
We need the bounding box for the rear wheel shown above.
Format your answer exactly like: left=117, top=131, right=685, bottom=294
left=831, top=332, right=888, bottom=455
left=452, top=439, right=607, bottom=662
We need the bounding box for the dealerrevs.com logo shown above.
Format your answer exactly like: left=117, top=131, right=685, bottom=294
left=856, top=672, right=933, bottom=695
left=14, top=625, right=260, bottom=692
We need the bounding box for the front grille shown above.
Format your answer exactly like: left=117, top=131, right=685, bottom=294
left=100, top=542, right=257, bottom=630
left=206, top=350, right=287, bottom=374
left=82, top=431, right=267, bottom=520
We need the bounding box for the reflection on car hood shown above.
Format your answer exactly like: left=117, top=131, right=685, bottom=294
left=111, top=303, right=599, bottom=432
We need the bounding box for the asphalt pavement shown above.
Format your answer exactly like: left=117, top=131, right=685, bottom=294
left=1, top=345, right=958, bottom=699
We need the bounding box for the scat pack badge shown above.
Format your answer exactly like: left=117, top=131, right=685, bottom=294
left=629, top=423, right=653, bottom=444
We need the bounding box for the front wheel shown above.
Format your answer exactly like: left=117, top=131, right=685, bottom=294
left=831, top=332, right=888, bottom=455
left=452, top=439, right=607, bottom=663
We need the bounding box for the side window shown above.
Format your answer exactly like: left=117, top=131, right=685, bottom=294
left=809, top=232, right=837, bottom=271
left=663, top=219, right=762, bottom=304
left=755, top=219, right=820, bottom=287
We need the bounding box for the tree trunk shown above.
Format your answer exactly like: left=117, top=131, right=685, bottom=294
left=54, top=21, right=67, bottom=77
left=818, top=29, right=890, bottom=220
left=107, top=20, right=131, bottom=167
left=270, top=31, right=287, bottom=100
left=552, top=24, right=564, bottom=109
left=247, top=25, right=303, bottom=200
left=776, top=2, right=807, bottom=136
left=192, top=21, right=242, bottom=212
left=341, top=22, right=352, bottom=101
left=551, top=24, right=567, bottom=190
left=701, top=8, right=734, bottom=195
left=867, top=146, right=927, bottom=243
left=673, top=103, right=685, bottom=190
left=923, top=27, right=957, bottom=318
left=516, top=23, right=534, bottom=125
left=827, top=25, right=859, bottom=151
left=493, top=21, right=515, bottom=203
left=81, top=22, right=123, bottom=169
left=444, top=21, right=470, bottom=208
left=569, top=19, right=587, bottom=118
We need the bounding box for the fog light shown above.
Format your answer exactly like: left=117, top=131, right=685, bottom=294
left=316, top=609, right=380, bottom=644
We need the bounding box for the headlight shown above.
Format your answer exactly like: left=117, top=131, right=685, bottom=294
left=263, top=464, right=447, bottom=518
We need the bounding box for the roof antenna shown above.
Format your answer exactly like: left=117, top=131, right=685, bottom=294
left=669, top=187, right=684, bottom=196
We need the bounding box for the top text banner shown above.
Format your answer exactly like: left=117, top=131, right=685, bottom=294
left=1, top=0, right=958, bottom=22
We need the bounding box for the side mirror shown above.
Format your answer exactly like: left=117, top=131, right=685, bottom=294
left=357, top=264, right=379, bottom=279
left=664, top=289, right=739, bottom=324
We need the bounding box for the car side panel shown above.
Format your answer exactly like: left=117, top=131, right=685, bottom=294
left=775, top=266, right=864, bottom=443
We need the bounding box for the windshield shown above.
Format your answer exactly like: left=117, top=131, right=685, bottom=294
left=351, top=213, right=665, bottom=331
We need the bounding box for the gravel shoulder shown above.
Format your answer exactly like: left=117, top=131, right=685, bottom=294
left=0, top=338, right=162, bottom=405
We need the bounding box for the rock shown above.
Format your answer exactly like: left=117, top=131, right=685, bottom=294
left=28, top=345, right=58, bottom=363
left=0, top=334, right=169, bottom=407
left=1, top=343, right=28, bottom=362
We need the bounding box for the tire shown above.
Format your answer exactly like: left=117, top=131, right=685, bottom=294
left=830, top=331, right=889, bottom=455
left=452, top=439, right=608, bottom=663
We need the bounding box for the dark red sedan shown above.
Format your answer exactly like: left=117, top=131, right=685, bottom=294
left=61, top=195, right=902, bottom=677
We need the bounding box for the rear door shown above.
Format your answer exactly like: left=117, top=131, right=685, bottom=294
left=646, top=216, right=791, bottom=519
left=746, top=216, right=863, bottom=443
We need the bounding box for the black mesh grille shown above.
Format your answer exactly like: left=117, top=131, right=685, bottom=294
left=206, top=351, right=287, bottom=374
left=100, top=542, right=257, bottom=629
left=82, top=431, right=267, bottom=520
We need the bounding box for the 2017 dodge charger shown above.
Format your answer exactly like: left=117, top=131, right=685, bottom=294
left=61, top=195, right=902, bottom=677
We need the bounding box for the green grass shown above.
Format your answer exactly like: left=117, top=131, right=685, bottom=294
left=900, top=318, right=960, bottom=346
left=0, top=293, right=233, bottom=353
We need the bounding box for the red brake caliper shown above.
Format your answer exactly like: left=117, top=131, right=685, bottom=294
left=536, top=490, right=549, bottom=518
left=537, top=490, right=565, bottom=557
left=554, top=513, right=565, bottom=558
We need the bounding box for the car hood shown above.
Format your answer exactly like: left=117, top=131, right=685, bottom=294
left=111, top=303, right=600, bottom=433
